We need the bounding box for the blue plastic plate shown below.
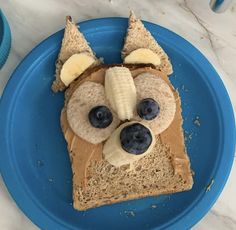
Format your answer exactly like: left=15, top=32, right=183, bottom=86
left=0, top=18, right=235, bottom=230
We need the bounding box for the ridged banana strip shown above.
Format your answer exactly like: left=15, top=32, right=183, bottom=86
left=105, top=67, right=136, bottom=120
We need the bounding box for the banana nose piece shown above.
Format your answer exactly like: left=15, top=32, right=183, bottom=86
left=103, top=121, right=155, bottom=167
left=105, top=67, right=137, bottom=121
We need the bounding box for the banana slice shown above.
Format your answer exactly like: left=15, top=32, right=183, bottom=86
left=105, top=67, right=137, bottom=120
left=124, top=48, right=161, bottom=66
left=103, top=122, right=155, bottom=167
left=60, top=53, right=96, bottom=86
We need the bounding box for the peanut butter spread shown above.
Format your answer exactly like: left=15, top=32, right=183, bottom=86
left=60, top=64, right=191, bottom=187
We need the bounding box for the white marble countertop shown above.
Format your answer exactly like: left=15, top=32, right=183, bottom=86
left=0, top=0, right=235, bottom=229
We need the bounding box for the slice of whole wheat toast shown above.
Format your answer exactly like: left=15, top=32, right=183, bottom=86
left=122, top=11, right=173, bottom=75
left=52, top=16, right=99, bottom=92
left=61, top=64, right=193, bottom=211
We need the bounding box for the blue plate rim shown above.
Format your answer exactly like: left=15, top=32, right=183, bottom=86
left=0, top=17, right=235, bottom=230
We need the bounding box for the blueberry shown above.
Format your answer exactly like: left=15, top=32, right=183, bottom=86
left=137, top=98, right=160, bottom=120
left=120, top=123, right=152, bottom=155
left=89, top=106, right=113, bottom=128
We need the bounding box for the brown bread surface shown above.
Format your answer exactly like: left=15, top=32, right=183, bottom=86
left=61, top=65, right=193, bottom=211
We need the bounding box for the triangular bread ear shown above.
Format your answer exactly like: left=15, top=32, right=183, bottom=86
left=122, top=11, right=173, bottom=75
left=52, top=16, right=99, bottom=92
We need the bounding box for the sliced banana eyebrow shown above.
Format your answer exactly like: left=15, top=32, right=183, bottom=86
left=124, top=48, right=161, bottom=66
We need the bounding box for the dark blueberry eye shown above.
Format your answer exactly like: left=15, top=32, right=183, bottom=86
left=88, top=106, right=113, bottom=128
left=137, top=98, right=160, bottom=120
left=120, top=123, right=152, bottom=155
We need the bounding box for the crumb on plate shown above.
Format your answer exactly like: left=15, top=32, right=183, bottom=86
left=151, top=204, right=157, bottom=209
left=193, top=116, right=201, bottom=126
left=124, top=210, right=136, bottom=217
left=206, top=179, right=214, bottom=192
